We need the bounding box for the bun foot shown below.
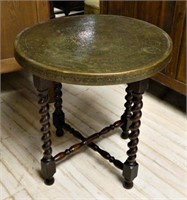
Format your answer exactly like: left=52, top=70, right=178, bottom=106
left=56, top=129, right=64, bottom=137
left=44, top=177, right=55, bottom=185
left=123, top=181, right=133, bottom=189
left=121, top=132, right=129, bottom=139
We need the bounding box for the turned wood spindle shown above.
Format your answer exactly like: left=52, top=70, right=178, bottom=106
left=121, top=85, right=133, bottom=139
left=123, top=80, right=149, bottom=189
left=33, top=76, right=56, bottom=186
left=39, top=91, right=52, bottom=161
left=54, top=120, right=124, bottom=170
left=53, top=82, right=65, bottom=137
left=58, top=122, right=123, bottom=170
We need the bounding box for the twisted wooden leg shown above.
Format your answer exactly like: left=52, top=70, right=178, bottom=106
left=121, top=85, right=133, bottom=139
left=53, top=82, right=65, bottom=137
left=123, top=80, right=149, bottom=189
left=33, top=76, right=56, bottom=185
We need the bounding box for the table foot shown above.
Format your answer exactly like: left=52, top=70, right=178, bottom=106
left=123, top=180, right=134, bottom=189
left=41, top=158, right=56, bottom=186
left=44, top=177, right=55, bottom=186
left=123, top=161, right=138, bottom=190
left=121, top=132, right=129, bottom=139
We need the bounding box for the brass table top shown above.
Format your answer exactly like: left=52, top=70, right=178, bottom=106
left=14, top=15, right=172, bottom=85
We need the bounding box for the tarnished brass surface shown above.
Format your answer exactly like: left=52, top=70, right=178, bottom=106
left=14, top=15, right=172, bottom=85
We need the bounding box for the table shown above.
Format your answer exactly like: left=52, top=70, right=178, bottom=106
left=14, top=15, right=172, bottom=189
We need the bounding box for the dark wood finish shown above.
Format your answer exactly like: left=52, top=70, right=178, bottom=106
left=100, top=1, right=186, bottom=95
left=53, top=83, right=65, bottom=137
left=121, top=85, right=133, bottom=139
left=55, top=122, right=123, bottom=169
left=177, top=20, right=186, bottom=83
left=54, top=120, right=123, bottom=170
left=63, top=123, right=123, bottom=170
left=123, top=80, right=149, bottom=189
left=33, top=76, right=56, bottom=185
left=64, top=121, right=123, bottom=170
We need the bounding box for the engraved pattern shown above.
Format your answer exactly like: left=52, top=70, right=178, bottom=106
left=15, top=15, right=172, bottom=86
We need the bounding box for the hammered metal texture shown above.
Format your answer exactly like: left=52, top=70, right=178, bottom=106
left=14, top=15, right=172, bottom=85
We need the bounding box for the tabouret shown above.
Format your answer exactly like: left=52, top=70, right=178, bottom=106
left=14, top=15, right=172, bottom=189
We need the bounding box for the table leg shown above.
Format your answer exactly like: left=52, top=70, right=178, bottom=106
left=33, top=76, right=56, bottom=185
left=122, top=80, right=149, bottom=189
left=53, top=82, right=65, bottom=137
left=121, top=85, right=133, bottom=139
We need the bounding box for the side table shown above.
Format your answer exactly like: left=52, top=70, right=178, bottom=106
left=14, top=15, right=172, bottom=189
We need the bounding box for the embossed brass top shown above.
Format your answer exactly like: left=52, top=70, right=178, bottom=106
left=14, top=15, right=172, bottom=85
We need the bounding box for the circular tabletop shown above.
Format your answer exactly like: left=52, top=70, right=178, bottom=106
left=14, top=15, right=172, bottom=85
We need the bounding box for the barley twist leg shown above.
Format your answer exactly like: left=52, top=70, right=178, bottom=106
left=121, top=85, right=133, bottom=139
left=53, top=82, right=65, bottom=137
left=122, top=80, right=149, bottom=189
left=33, top=76, right=56, bottom=185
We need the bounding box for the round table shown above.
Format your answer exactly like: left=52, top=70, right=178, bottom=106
left=14, top=15, right=172, bottom=189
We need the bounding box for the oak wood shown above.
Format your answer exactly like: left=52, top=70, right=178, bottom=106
left=1, top=1, right=37, bottom=59
left=152, top=72, right=186, bottom=95
left=35, top=1, right=51, bottom=21
left=1, top=1, right=50, bottom=73
left=0, top=58, right=22, bottom=74
left=165, top=2, right=186, bottom=79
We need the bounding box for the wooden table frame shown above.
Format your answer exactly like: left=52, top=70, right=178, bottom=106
left=33, top=75, right=149, bottom=189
